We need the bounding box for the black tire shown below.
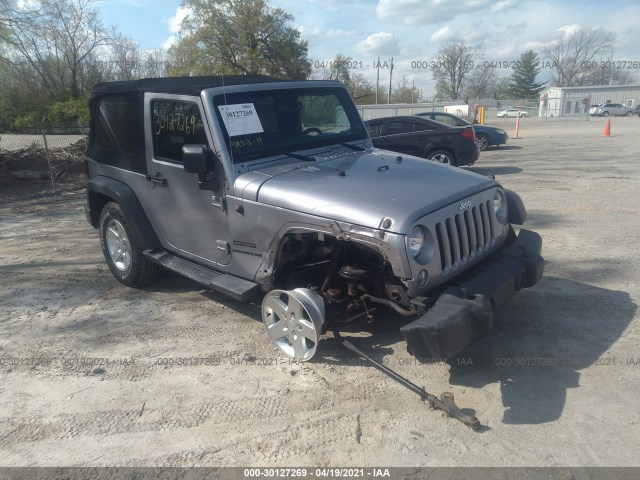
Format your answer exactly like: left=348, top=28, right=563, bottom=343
left=602, top=111, right=609, bottom=117
left=625, top=111, right=633, bottom=117
left=99, top=202, right=159, bottom=287
left=520, top=113, right=527, bottom=118
left=476, top=134, right=490, bottom=151
left=427, top=150, right=457, bottom=167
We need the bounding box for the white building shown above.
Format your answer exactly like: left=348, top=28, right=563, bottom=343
left=539, top=85, right=640, bottom=117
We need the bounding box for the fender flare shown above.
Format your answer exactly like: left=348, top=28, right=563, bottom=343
left=86, top=176, right=161, bottom=250
left=504, top=189, right=527, bottom=225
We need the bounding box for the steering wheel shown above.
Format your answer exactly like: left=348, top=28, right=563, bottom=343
left=302, top=127, right=323, bottom=135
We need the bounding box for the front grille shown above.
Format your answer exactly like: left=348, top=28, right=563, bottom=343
left=435, top=201, right=496, bottom=272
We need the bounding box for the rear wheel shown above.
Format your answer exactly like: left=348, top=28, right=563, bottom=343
left=427, top=150, right=457, bottom=166
left=476, top=134, right=489, bottom=151
left=625, top=111, right=633, bottom=117
left=99, top=202, right=159, bottom=287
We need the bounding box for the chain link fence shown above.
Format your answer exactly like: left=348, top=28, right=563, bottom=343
left=0, top=121, right=88, bottom=194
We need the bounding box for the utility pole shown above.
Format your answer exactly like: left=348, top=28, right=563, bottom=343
left=411, top=80, right=415, bottom=104
left=388, top=57, right=394, bottom=104
left=375, top=56, right=380, bottom=104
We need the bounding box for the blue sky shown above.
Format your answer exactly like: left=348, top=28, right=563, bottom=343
left=99, top=0, right=640, bottom=96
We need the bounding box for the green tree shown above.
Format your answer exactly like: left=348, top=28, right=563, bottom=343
left=170, top=0, right=311, bottom=79
left=329, top=54, right=351, bottom=83
left=493, top=77, right=512, bottom=100
left=432, top=41, right=480, bottom=101
left=509, top=50, right=545, bottom=98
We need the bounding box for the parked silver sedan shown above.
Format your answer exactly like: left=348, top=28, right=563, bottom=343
left=497, top=109, right=527, bottom=118
left=594, top=103, right=634, bottom=117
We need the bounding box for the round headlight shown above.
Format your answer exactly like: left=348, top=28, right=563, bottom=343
left=408, top=226, right=425, bottom=258
left=494, top=189, right=507, bottom=224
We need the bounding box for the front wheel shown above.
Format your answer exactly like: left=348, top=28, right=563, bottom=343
left=262, top=288, right=325, bottom=361
left=602, top=111, right=610, bottom=117
left=99, top=202, right=159, bottom=287
left=476, top=134, right=489, bottom=151
left=427, top=150, right=457, bottom=166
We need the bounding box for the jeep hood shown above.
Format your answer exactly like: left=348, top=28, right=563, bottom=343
left=242, top=150, right=496, bottom=234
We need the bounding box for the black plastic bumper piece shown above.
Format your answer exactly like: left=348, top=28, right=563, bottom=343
left=400, top=229, right=544, bottom=360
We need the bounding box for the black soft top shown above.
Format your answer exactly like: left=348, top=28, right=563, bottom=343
left=91, top=75, right=277, bottom=96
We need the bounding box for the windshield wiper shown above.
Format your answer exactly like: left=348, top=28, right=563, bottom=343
left=286, top=152, right=316, bottom=162
left=339, top=142, right=365, bottom=151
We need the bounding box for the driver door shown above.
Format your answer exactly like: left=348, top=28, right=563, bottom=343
left=143, top=94, right=230, bottom=267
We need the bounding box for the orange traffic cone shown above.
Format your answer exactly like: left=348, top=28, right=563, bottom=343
left=602, top=119, right=611, bottom=137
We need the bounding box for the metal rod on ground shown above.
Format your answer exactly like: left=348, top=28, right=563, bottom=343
left=41, top=115, right=56, bottom=193
left=341, top=339, right=481, bottom=430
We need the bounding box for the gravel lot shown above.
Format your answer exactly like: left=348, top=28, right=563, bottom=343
left=1, top=116, right=639, bottom=467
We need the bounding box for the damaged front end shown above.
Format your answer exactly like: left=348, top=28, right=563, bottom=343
left=401, top=228, right=544, bottom=360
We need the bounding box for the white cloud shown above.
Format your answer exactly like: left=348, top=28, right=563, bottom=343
left=298, top=25, right=323, bottom=38
left=558, top=24, right=581, bottom=37
left=356, top=32, right=400, bottom=55
left=326, top=29, right=357, bottom=38
left=375, top=0, right=516, bottom=26
left=430, top=26, right=455, bottom=43
left=166, top=6, right=190, bottom=34
left=523, top=41, right=546, bottom=51
left=490, top=0, right=515, bottom=13
left=162, top=36, right=176, bottom=50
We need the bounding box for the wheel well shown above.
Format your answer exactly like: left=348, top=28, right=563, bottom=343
left=87, top=190, right=113, bottom=228
left=270, top=231, right=395, bottom=299
left=86, top=176, right=161, bottom=250
left=425, top=147, right=454, bottom=158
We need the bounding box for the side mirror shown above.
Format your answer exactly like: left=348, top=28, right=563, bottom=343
left=182, top=144, right=211, bottom=174
left=182, top=144, right=221, bottom=191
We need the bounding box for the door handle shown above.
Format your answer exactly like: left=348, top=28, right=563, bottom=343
left=146, top=172, right=167, bottom=185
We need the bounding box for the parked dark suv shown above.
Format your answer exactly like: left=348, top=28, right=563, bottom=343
left=85, top=76, right=544, bottom=362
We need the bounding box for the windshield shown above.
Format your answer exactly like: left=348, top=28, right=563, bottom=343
left=213, top=87, right=368, bottom=163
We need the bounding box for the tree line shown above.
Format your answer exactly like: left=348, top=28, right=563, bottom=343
left=430, top=26, right=634, bottom=102
left=0, top=0, right=635, bottom=130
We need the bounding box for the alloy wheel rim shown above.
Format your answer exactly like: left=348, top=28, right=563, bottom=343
left=105, top=219, right=132, bottom=272
left=262, top=289, right=324, bottom=361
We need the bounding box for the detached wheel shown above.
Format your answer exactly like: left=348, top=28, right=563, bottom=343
left=476, top=134, right=489, bottom=151
left=427, top=150, right=457, bottom=166
left=262, top=288, right=325, bottom=361
left=99, top=202, right=159, bottom=287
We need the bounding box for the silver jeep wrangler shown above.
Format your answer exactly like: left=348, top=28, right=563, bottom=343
left=85, top=76, right=544, bottom=362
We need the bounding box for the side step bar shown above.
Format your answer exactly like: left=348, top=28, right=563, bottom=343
left=143, top=250, right=261, bottom=302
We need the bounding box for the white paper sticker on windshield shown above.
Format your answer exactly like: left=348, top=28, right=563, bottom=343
left=218, top=103, right=264, bottom=137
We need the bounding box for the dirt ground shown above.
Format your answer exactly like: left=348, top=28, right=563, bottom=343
left=1, top=117, right=639, bottom=467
